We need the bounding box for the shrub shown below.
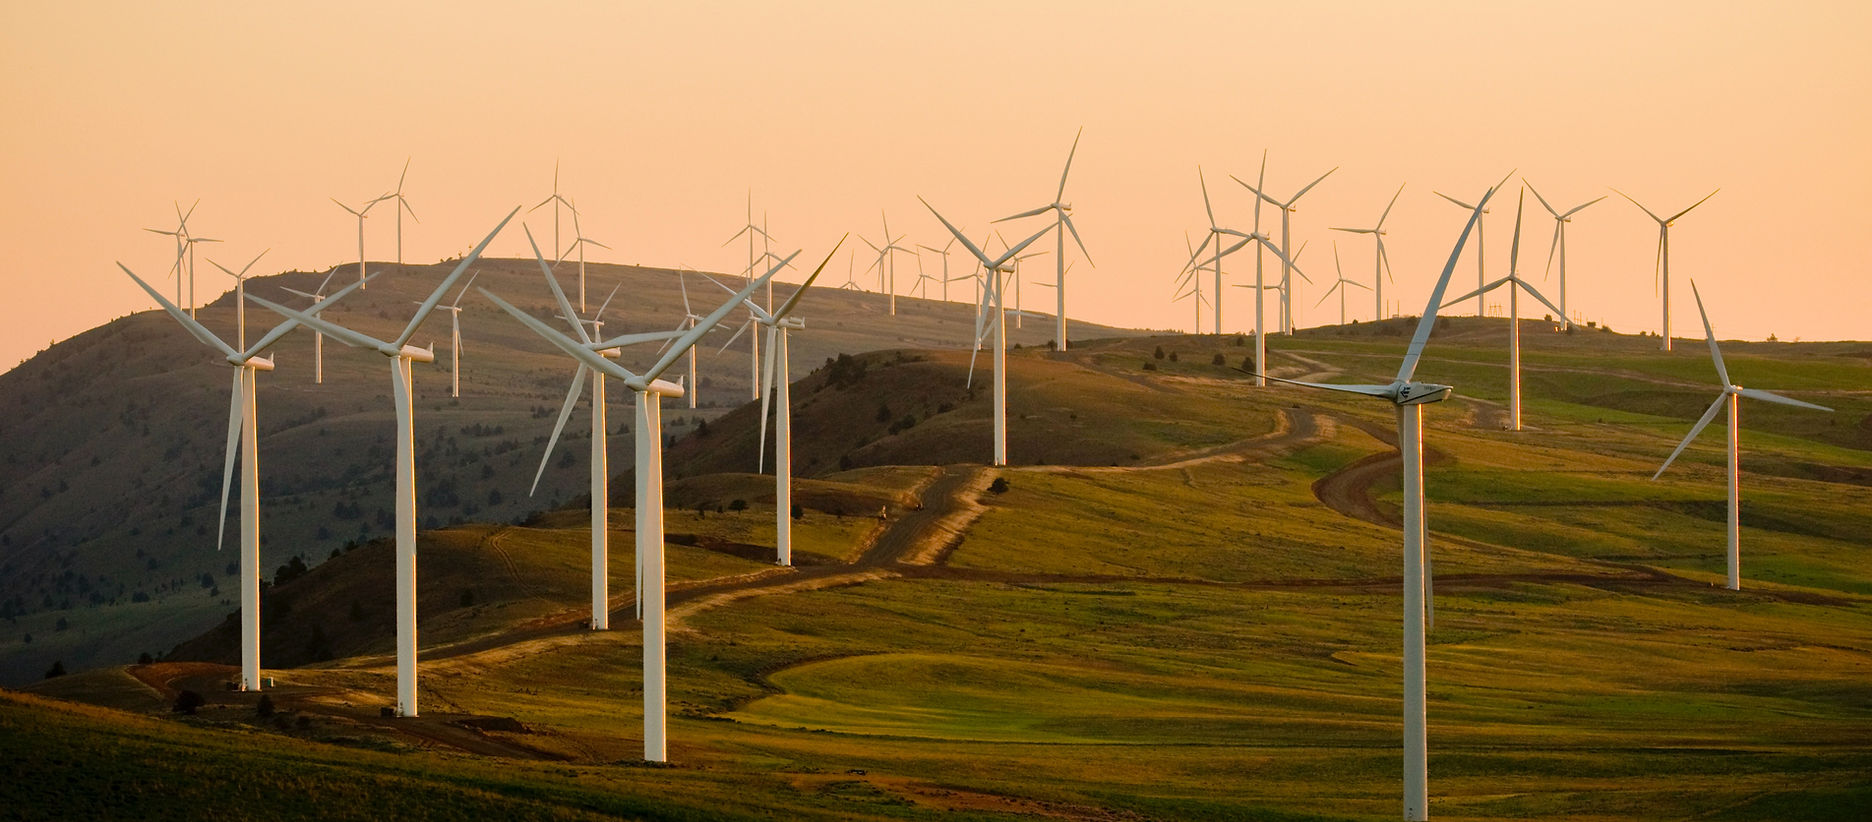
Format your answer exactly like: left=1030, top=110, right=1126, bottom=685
left=137, top=652, right=154, bottom=665
left=174, top=690, right=205, bottom=714
left=1153, top=345, right=1165, bottom=360
left=1142, top=362, right=1157, bottom=371
left=43, top=660, right=65, bottom=679
left=989, top=477, right=1010, bottom=494
left=791, top=504, right=804, bottom=520
left=728, top=499, right=748, bottom=512
left=1212, top=353, right=1226, bottom=366
left=256, top=694, right=276, bottom=718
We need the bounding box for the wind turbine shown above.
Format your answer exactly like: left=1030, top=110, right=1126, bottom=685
left=389, top=158, right=419, bottom=270
left=862, top=211, right=917, bottom=317
left=995, top=127, right=1092, bottom=351
left=524, top=233, right=688, bottom=631
left=922, top=197, right=1055, bottom=466
left=1173, top=231, right=1209, bottom=333
left=1314, top=242, right=1372, bottom=326
left=1433, top=189, right=1491, bottom=318
left=725, top=238, right=844, bottom=565
left=1190, top=230, right=1308, bottom=337
left=144, top=200, right=216, bottom=315
left=1439, top=189, right=1566, bottom=431
left=333, top=192, right=391, bottom=290
left=1523, top=182, right=1604, bottom=327
left=531, top=161, right=575, bottom=260
left=117, top=258, right=372, bottom=693
left=421, top=271, right=481, bottom=399
left=1183, top=168, right=1238, bottom=335
left=208, top=250, right=270, bottom=351
left=919, top=236, right=960, bottom=302
left=1652, top=281, right=1832, bottom=590
left=1614, top=187, right=1718, bottom=351
left=562, top=202, right=610, bottom=312
left=249, top=208, right=518, bottom=717
left=1331, top=183, right=1405, bottom=321
left=1259, top=174, right=1505, bottom=822
left=481, top=247, right=792, bottom=764
left=1236, top=165, right=1336, bottom=333
left=1009, top=248, right=1047, bottom=330
left=281, top=272, right=339, bottom=383
left=675, top=271, right=707, bottom=408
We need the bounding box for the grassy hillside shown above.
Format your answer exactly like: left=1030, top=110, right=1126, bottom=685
left=0, top=258, right=1146, bottom=685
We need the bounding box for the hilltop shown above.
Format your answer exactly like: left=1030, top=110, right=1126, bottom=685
left=0, top=258, right=1148, bottom=685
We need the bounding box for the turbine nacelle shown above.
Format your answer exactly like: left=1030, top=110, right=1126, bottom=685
left=1392, top=382, right=1454, bottom=406
left=633, top=376, right=685, bottom=398
left=232, top=355, right=276, bottom=372
left=389, top=343, right=436, bottom=363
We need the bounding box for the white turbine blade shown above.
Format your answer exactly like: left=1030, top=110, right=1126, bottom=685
left=678, top=271, right=693, bottom=316
left=314, top=270, right=337, bottom=296
left=1434, top=191, right=1476, bottom=210
left=991, top=223, right=1055, bottom=270
left=722, top=224, right=753, bottom=247
left=1542, top=222, right=1561, bottom=281
left=1441, top=277, right=1512, bottom=309
left=1183, top=232, right=1216, bottom=273
left=1061, top=214, right=1093, bottom=266
left=1515, top=279, right=1567, bottom=324
left=117, top=263, right=238, bottom=359
left=1612, top=188, right=1666, bottom=224
left=996, top=204, right=1054, bottom=223
left=530, top=366, right=588, bottom=496
left=246, top=295, right=386, bottom=351
left=1289, top=167, right=1339, bottom=204
left=644, top=251, right=795, bottom=382
left=1260, top=372, right=1398, bottom=398
left=1561, top=195, right=1607, bottom=218
left=1507, top=189, right=1526, bottom=275
left=243, top=269, right=377, bottom=359
left=1199, top=168, right=1218, bottom=226
left=480, top=288, right=641, bottom=384
left=1689, top=280, right=1730, bottom=386
left=1347, top=280, right=1373, bottom=291
left=1668, top=189, right=1720, bottom=223
left=1313, top=283, right=1341, bottom=309
left=1376, top=183, right=1406, bottom=228
left=280, top=287, right=319, bottom=300
left=1652, top=394, right=1729, bottom=479
left=1735, top=388, right=1833, bottom=412
left=525, top=225, right=592, bottom=344
left=1056, top=126, right=1082, bottom=201
left=1377, top=239, right=1393, bottom=284
left=716, top=319, right=751, bottom=354
left=449, top=270, right=481, bottom=308
left=920, top=198, right=997, bottom=270
left=599, top=329, right=687, bottom=350
left=396, top=206, right=519, bottom=348
left=215, top=369, right=242, bottom=552
left=772, top=236, right=846, bottom=320
left=1231, top=175, right=1282, bottom=208
left=332, top=198, right=363, bottom=217
left=757, top=325, right=779, bottom=472
left=1398, top=174, right=1507, bottom=384
left=1524, top=180, right=1561, bottom=218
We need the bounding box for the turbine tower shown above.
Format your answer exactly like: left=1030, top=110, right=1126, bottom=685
left=919, top=236, right=959, bottom=302
left=1524, top=182, right=1604, bottom=328
left=1614, top=187, right=1719, bottom=351
left=1331, top=183, right=1405, bottom=321
left=333, top=192, right=391, bottom=290
left=1439, top=189, right=1565, bottom=431
left=724, top=192, right=769, bottom=398
left=562, top=202, right=610, bottom=312
left=1652, top=281, right=1832, bottom=590
left=995, top=127, right=1092, bottom=351
left=425, top=272, right=480, bottom=398
left=923, top=197, right=1054, bottom=467
left=1237, top=165, right=1336, bottom=333
left=250, top=208, right=518, bottom=717
left=118, top=258, right=371, bottom=693
left=389, top=158, right=419, bottom=270
left=482, top=251, right=792, bottom=763
left=280, top=271, right=339, bottom=383
left=144, top=200, right=217, bottom=316
left=531, top=160, right=574, bottom=260
left=862, top=211, right=917, bottom=317
left=736, top=239, right=843, bottom=565
left=1260, top=173, right=1505, bottom=822
left=1433, top=189, right=1491, bottom=318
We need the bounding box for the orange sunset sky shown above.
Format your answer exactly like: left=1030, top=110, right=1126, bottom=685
left=2, top=1, right=1868, bottom=370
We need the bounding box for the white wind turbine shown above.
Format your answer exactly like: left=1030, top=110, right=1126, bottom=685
left=524, top=233, right=690, bottom=630
left=208, top=249, right=270, bottom=351
left=675, top=271, right=707, bottom=408
left=724, top=193, right=769, bottom=398
left=1009, top=248, right=1047, bottom=330
left=531, top=160, right=575, bottom=260
left=1331, top=183, right=1406, bottom=321
left=1439, top=189, right=1566, bottom=431
left=995, top=127, right=1092, bottom=351
left=118, top=258, right=372, bottom=693
left=249, top=208, right=518, bottom=717
left=481, top=249, right=791, bottom=763
left=1652, top=281, right=1832, bottom=590
left=1524, top=182, right=1604, bottom=327
left=1433, top=189, right=1491, bottom=318
left=389, top=158, right=419, bottom=270
left=725, top=239, right=843, bottom=565
left=1190, top=230, right=1308, bottom=339
left=333, top=192, right=392, bottom=290
left=1614, top=187, right=1719, bottom=351
left=919, top=236, right=961, bottom=302
left=923, top=197, right=1054, bottom=467
left=280, top=271, right=339, bottom=383
left=561, top=202, right=611, bottom=312
left=1183, top=168, right=1244, bottom=336
left=1314, top=242, right=1372, bottom=326
left=1259, top=175, right=1504, bottom=822
left=144, top=200, right=215, bottom=315
left=862, top=211, right=918, bottom=316
left=420, top=272, right=480, bottom=399
left=1237, top=165, right=1336, bottom=334
left=1173, top=231, right=1209, bottom=333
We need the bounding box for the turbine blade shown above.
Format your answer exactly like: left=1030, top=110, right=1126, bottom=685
left=1057, top=126, right=1082, bottom=201
left=246, top=294, right=386, bottom=351
left=1256, top=372, right=1397, bottom=398
left=1289, top=166, right=1339, bottom=204
left=1561, top=195, right=1607, bottom=218
left=524, top=225, right=592, bottom=344
left=1689, top=280, right=1730, bottom=386
left=920, top=197, right=995, bottom=269
left=1516, top=279, right=1567, bottom=323
left=479, top=288, right=641, bottom=383
left=1377, top=182, right=1406, bottom=228
left=1652, top=394, right=1729, bottom=479
left=757, top=325, right=779, bottom=472
left=1062, top=214, right=1093, bottom=266
left=716, top=319, right=751, bottom=354
left=395, top=206, right=519, bottom=348
left=1398, top=174, right=1507, bottom=383
left=645, top=251, right=795, bottom=382
left=1441, top=276, right=1512, bottom=310
left=1667, top=189, right=1720, bottom=223
left=773, top=236, right=847, bottom=320
left=1735, top=388, right=1833, bottom=412
left=996, top=205, right=1054, bottom=222
left=1612, top=188, right=1666, bottom=224
left=116, top=263, right=238, bottom=359
left=243, top=269, right=377, bottom=359
left=1507, top=189, right=1526, bottom=275
left=216, top=369, right=242, bottom=552
left=531, top=366, right=588, bottom=496
left=1523, top=179, right=1560, bottom=218
left=1231, top=174, right=1281, bottom=207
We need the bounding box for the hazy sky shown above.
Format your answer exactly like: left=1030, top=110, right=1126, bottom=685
left=3, top=1, right=1868, bottom=369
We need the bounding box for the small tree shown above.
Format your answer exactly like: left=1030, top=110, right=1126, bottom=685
left=1168, top=351, right=1179, bottom=362
left=989, top=477, right=1010, bottom=494
left=728, top=499, right=748, bottom=512
left=256, top=694, right=276, bottom=718
left=1153, top=345, right=1165, bottom=360
left=1211, top=353, right=1226, bottom=366
left=791, top=503, right=804, bottom=520
left=137, top=652, right=154, bottom=665
left=1241, top=355, right=1256, bottom=372
left=174, top=689, right=205, bottom=715
left=43, top=660, right=65, bottom=679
